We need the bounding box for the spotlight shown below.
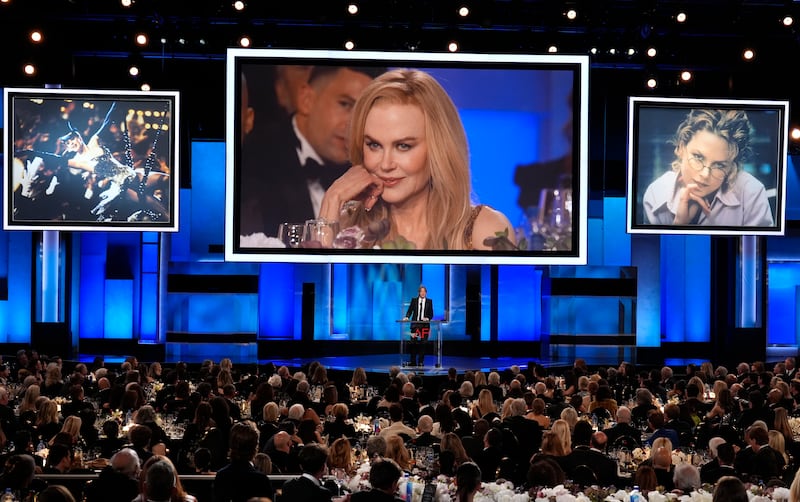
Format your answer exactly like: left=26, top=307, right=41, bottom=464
left=783, top=15, right=794, bottom=27
left=29, top=30, right=43, bottom=43
left=548, top=45, right=558, bottom=53
left=646, top=47, right=657, bottom=58
left=239, top=35, right=251, bottom=47
left=140, top=82, right=151, bottom=92
left=646, top=77, right=657, bottom=89
left=566, top=9, right=577, bottom=20
left=676, top=11, right=687, bottom=23
left=23, top=63, right=36, bottom=76
left=791, top=127, right=800, bottom=141
left=129, top=65, right=140, bottom=77
left=120, top=0, right=132, bottom=6
left=344, top=39, right=355, bottom=50
left=742, top=48, right=755, bottom=61
left=0, top=0, right=11, bottom=3
left=448, top=41, right=459, bottom=52
left=135, top=33, right=148, bottom=46
left=627, top=47, right=636, bottom=56
left=458, top=6, right=469, bottom=17
left=680, top=70, right=692, bottom=82
left=608, top=48, right=617, bottom=55
left=233, top=0, right=245, bottom=11
left=347, top=3, right=358, bottom=15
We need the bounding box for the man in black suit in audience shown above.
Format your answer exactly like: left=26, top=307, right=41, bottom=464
left=448, top=392, right=473, bottom=438
left=603, top=406, right=641, bottom=448
left=474, top=427, right=504, bottom=482
left=560, top=421, right=619, bottom=487
left=350, top=458, right=405, bottom=502
left=281, top=443, right=333, bottom=502
left=701, top=441, right=739, bottom=484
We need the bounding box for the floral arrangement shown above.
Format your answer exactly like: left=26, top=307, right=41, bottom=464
left=788, top=417, right=800, bottom=440
left=240, top=233, right=286, bottom=248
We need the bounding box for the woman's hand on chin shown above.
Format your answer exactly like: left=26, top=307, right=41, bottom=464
left=319, top=165, right=383, bottom=221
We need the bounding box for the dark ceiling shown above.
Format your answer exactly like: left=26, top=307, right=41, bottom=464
left=1, top=0, right=799, bottom=142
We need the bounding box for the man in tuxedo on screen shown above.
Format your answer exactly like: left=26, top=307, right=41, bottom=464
left=239, top=64, right=386, bottom=238
left=404, top=286, right=434, bottom=367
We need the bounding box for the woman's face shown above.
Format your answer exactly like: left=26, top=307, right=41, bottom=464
left=362, top=101, right=429, bottom=208
left=678, top=129, right=734, bottom=197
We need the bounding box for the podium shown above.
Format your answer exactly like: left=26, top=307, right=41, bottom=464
left=396, top=319, right=444, bottom=369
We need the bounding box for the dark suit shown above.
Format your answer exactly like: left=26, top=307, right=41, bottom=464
left=405, top=296, right=434, bottom=366
left=239, top=117, right=347, bottom=237
left=351, top=489, right=403, bottom=502
left=213, top=460, right=274, bottom=502
left=281, top=474, right=333, bottom=502
left=560, top=445, right=620, bottom=487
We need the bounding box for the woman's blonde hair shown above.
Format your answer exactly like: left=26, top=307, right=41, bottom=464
left=347, top=69, right=474, bottom=250
left=60, top=415, right=82, bottom=439
left=769, top=429, right=790, bottom=464
left=19, top=384, right=40, bottom=413
left=384, top=435, right=412, bottom=470
left=262, top=401, right=280, bottom=422
left=36, top=399, right=58, bottom=426
left=441, top=432, right=470, bottom=465
left=477, top=389, right=495, bottom=416
left=551, top=419, right=572, bottom=454
left=327, top=437, right=354, bottom=473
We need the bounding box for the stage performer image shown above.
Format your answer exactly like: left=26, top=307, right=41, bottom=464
left=403, top=285, right=434, bottom=366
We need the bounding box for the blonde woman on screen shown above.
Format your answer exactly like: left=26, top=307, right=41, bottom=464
left=642, top=109, right=773, bottom=227
left=319, top=68, right=515, bottom=250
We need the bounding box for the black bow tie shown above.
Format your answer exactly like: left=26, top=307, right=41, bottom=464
left=304, top=158, right=347, bottom=188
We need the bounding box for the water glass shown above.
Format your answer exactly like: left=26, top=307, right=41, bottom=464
left=302, top=218, right=340, bottom=248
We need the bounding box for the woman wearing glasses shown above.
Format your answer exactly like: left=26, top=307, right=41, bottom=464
left=642, top=109, right=773, bottom=226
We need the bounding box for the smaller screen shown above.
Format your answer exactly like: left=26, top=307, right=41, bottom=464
left=627, top=96, right=788, bottom=236
left=4, top=88, right=180, bottom=231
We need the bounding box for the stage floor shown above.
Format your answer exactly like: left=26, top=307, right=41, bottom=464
left=267, top=354, right=553, bottom=376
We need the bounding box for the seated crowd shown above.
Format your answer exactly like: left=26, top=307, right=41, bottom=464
left=0, top=349, right=799, bottom=501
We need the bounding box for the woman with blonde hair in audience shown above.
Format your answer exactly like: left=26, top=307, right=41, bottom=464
left=550, top=418, right=573, bottom=455
left=499, top=398, right=515, bottom=420
left=253, top=452, right=272, bottom=475
left=790, top=465, right=800, bottom=502
left=705, top=388, right=735, bottom=421
left=384, top=435, right=412, bottom=471
left=51, top=415, right=83, bottom=448
left=36, top=399, right=61, bottom=444
left=559, top=407, right=579, bottom=434
left=350, top=367, right=368, bottom=388
left=471, top=389, right=498, bottom=421
left=775, top=407, right=795, bottom=445
left=327, top=437, right=356, bottom=476
left=769, top=429, right=791, bottom=465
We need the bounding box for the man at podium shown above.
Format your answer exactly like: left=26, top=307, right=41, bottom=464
left=403, top=285, right=434, bottom=366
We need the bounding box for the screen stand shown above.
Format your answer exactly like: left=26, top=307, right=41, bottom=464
left=41, top=230, right=60, bottom=322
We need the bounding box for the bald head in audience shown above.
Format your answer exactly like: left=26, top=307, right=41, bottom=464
left=273, top=431, right=292, bottom=453
left=417, top=415, right=433, bottom=434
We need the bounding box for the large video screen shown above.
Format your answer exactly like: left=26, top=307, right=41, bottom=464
left=4, top=88, right=180, bottom=231
left=627, top=96, right=788, bottom=236
left=225, top=49, right=589, bottom=264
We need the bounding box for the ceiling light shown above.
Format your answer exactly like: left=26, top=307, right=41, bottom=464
left=783, top=16, right=794, bottom=27
left=120, top=0, right=132, bottom=6
left=239, top=36, right=251, bottom=48
left=646, top=47, right=657, bottom=58
left=233, top=1, right=245, bottom=11
left=129, top=65, right=140, bottom=77
left=458, top=6, right=469, bottom=17
left=676, top=12, right=687, bottom=23
left=23, top=63, right=36, bottom=76
left=344, top=40, right=355, bottom=50
left=135, top=33, right=148, bottom=46
left=646, top=77, right=657, bottom=89
left=742, top=48, right=755, bottom=61
left=566, top=9, right=577, bottom=20
left=548, top=45, right=558, bottom=53
left=680, top=70, right=692, bottom=82
left=448, top=41, right=459, bottom=52
left=140, top=83, right=151, bottom=92
left=30, top=30, right=43, bottom=43
left=347, top=3, right=358, bottom=15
